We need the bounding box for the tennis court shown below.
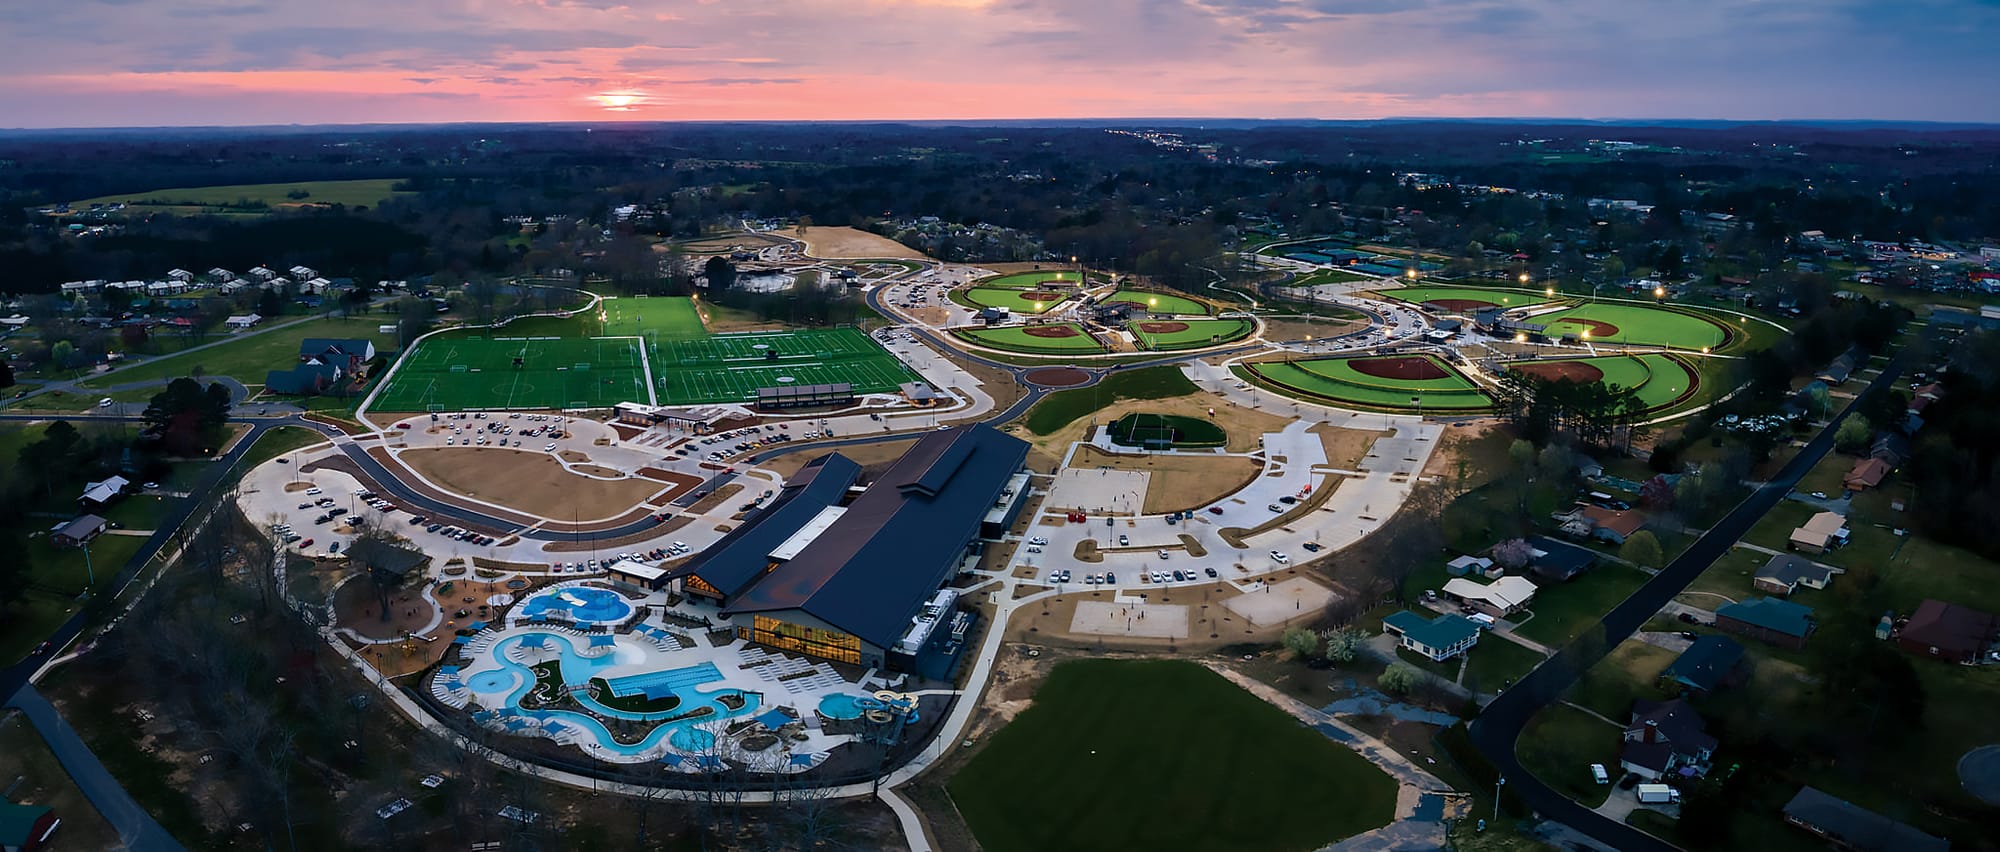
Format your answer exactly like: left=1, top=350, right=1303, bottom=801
left=373, top=335, right=649, bottom=411
left=650, top=327, right=918, bottom=405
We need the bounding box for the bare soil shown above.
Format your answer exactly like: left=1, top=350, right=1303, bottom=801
left=397, top=447, right=681, bottom=520
left=1350, top=355, right=1449, bottom=380
left=1023, top=325, right=1081, bottom=338
left=1071, top=445, right=1261, bottom=514
left=1309, top=423, right=1389, bottom=470
left=772, top=225, right=930, bottom=260
left=1023, top=367, right=1090, bottom=387
left=1258, top=317, right=1367, bottom=341
left=1136, top=321, right=1191, bottom=334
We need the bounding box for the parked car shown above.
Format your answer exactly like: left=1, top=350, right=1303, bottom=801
left=1269, top=551, right=1290, bottom=564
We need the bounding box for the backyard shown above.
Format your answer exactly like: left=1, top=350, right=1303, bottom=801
left=79, top=316, right=398, bottom=389
left=948, top=659, right=1398, bottom=852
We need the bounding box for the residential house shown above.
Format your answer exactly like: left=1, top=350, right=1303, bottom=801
left=248, top=266, right=280, bottom=282
left=303, top=277, right=332, bottom=294
left=78, top=475, right=129, bottom=509
left=1446, top=554, right=1499, bottom=578
left=166, top=268, right=193, bottom=282
left=298, top=338, right=376, bottom=372
left=1844, top=457, right=1891, bottom=490
left=1816, top=347, right=1863, bottom=386
left=1868, top=433, right=1910, bottom=467
left=1715, top=596, right=1816, bottom=650
left=0, top=799, right=60, bottom=852
left=1524, top=535, right=1596, bottom=581
left=1753, top=554, right=1836, bottom=597
left=1659, top=636, right=1744, bottom=696
left=218, top=278, right=251, bottom=295
left=264, top=360, right=341, bottom=396
left=1568, top=504, right=1646, bottom=544
left=1781, top=786, right=1948, bottom=852
left=51, top=514, right=108, bottom=547
left=1896, top=599, right=1999, bottom=665
left=206, top=267, right=235, bottom=281
left=1382, top=610, right=1482, bottom=661
left=1619, top=698, right=1716, bottom=780
left=1442, top=576, right=1537, bottom=617
left=288, top=265, right=318, bottom=281
left=223, top=314, right=262, bottom=330
left=1787, top=511, right=1849, bottom=554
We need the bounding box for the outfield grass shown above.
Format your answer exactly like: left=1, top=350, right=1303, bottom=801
left=69, top=178, right=412, bottom=215
left=1242, top=355, right=1494, bottom=410
left=1107, top=412, right=1226, bottom=448
left=1024, top=366, right=1199, bottom=435
left=1128, top=318, right=1254, bottom=350
left=957, top=287, right=1068, bottom=314
left=80, top=317, right=398, bottom=389
left=948, top=660, right=1397, bottom=852
left=1105, top=289, right=1209, bottom=315
left=981, top=270, right=1091, bottom=289
left=1500, top=353, right=1699, bottom=411
left=651, top=327, right=916, bottom=405
left=956, top=324, right=1105, bottom=354
left=1379, top=286, right=1552, bottom=309
left=1533, top=303, right=1729, bottom=350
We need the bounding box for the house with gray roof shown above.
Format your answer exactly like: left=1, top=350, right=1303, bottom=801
left=1753, top=554, right=1837, bottom=597
left=1782, top=786, right=1948, bottom=852
left=1620, top=698, right=1716, bottom=780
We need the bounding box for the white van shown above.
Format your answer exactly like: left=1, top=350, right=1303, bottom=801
left=1467, top=613, right=1497, bottom=629
left=1590, top=764, right=1610, bottom=785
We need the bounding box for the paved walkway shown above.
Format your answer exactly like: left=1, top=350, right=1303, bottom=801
left=4, top=685, right=185, bottom=851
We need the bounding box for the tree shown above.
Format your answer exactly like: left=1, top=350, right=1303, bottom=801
left=703, top=255, right=738, bottom=292
left=1380, top=662, right=1424, bottom=695
left=1490, top=538, right=1534, bottom=570
left=49, top=340, right=74, bottom=371
left=0, top=531, right=28, bottom=610
left=1803, top=382, right=1832, bottom=419
left=1619, top=530, right=1666, bottom=569
left=1321, top=627, right=1365, bottom=665
left=1639, top=475, right=1676, bottom=510
left=1282, top=626, right=1319, bottom=658
left=1508, top=439, right=1536, bottom=472
left=0, top=358, right=12, bottom=388
left=1834, top=416, right=1873, bottom=454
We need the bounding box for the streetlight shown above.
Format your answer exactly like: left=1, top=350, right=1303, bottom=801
left=1518, top=273, right=1530, bottom=284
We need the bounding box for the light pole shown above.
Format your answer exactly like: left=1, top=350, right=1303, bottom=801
left=1493, top=775, right=1505, bottom=824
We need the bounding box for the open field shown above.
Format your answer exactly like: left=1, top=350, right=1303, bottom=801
left=373, top=334, right=646, bottom=411
left=956, top=323, right=1105, bottom=355
left=80, top=316, right=397, bottom=388
left=1242, top=354, right=1493, bottom=410
left=771, top=225, right=929, bottom=259
left=68, top=178, right=413, bottom=216
left=1378, top=286, right=1552, bottom=311
left=1128, top=318, right=1254, bottom=350
left=652, top=327, right=916, bottom=404
left=1511, top=565, right=1651, bottom=647
left=1532, top=303, right=1730, bottom=350
left=947, top=659, right=1397, bottom=852
left=979, top=270, right=1093, bottom=289
left=956, top=287, right=1069, bottom=313
left=1104, top=289, right=1209, bottom=315
left=1022, top=366, right=1197, bottom=435
left=1515, top=703, right=1619, bottom=809
left=1071, top=446, right=1262, bottom=514
left=596, top=294, right=705, bottom=339
left=1106, top=412, right=1227, bottom=448
left=0, top=712, right=121, bottom=850
left=397, top=447, right=685, bottom=519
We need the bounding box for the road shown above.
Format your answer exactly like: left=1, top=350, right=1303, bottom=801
left=1466, top=341, right=1913, bottom=852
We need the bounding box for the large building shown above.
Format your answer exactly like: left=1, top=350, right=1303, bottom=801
left=666, top=425, right=1031, bottom=673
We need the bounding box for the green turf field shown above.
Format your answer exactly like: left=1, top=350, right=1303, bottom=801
left=1502, top=353, right=1699, bottom=410
left=598, top=295, right=706, bottom=339
left=958, top=287, right=1068, bottom=314
left=371, top=335, right=648, bottom=411
left=649, top=327, right=917, bottom=404
left=981, top=270, right=1090, bottom=289
left=1243, top=354, right=1493, bottom=410
left=956, top=324, right=1106, bottom=354
left=1532, top=303, right=1729, bottom=349
left=1378, top=286, right=1551, bottom=309
left=1105, top=289, right=1208, bottom=315
left=1128, top=318, right=1254, bottom=350
left=1107, top=413, right=1226, bottom=448
left=69, top=178, right=412, bottom=216
left=947, top=660, right=1397, bottom=852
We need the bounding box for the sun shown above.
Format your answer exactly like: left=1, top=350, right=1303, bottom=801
left=589, top=91, right=650, bottom=111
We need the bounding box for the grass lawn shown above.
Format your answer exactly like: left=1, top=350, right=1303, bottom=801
left=956, top=323, right=1105, bottom=355
left=1462, top=635, right=1550, bottom=694
left=25, top=533, right=148, bottom=597
left=1514, top=703, right=1620, bottom=808
left=0, top=592, right=80, bottom=665
left=1566, top=640, right=1676, bottom=720
left=1739, top=500, right=1899, bottom=576
left=1106, top=289, right=1209, bottom=316
left=100, top=495, right=175, bottom=531
left=1287, top=268, right=1371, bottom=286
left=1680, top=546, right=1770, bottom=607
left=1107, top=412, right=1226, bottom=448
left=0, top=711, right=122, bottom=851
left=1023, top=366, right=1199, bottom=435
left=1128, top=318, right=1254, bottom=350
left=240, top=425, right=328, bottom=469
left=1242, top=356, right=1493, bottom=410
left=597, top=294, right=705, bottom=338
left=1378, top=286, right=1551, bottom=309
left=955, top=287, right=1068, bottom=314
left=948, top=660, right=1398, bottom=852
left=69, top=178, right=412, bottom=215
left=1511, top=565, right=1651, bottom=647
left=980, top=270, right=1092, bottom=289
left=80, top=316, right=397, bottom=388
left=1532, top=303, right=1729, bottom=350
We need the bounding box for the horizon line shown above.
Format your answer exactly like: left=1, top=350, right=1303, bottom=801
left=5, top=116, right=2000, bottom=133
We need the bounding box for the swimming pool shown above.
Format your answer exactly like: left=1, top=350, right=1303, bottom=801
left=516, top=586, right=634, bottom=626
left=478, top=632, right=759, bottom=757
left=466, top=669, right=519, bottom=694
left=818, top=693, right=872, bottom=721
left=605, top=662, right=724, bottom=700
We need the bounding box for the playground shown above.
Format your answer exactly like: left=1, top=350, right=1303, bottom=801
left=372, top=335, right=648, bottom=411
left=1127, top=318, right=1254, bottom=350
left=1240, top=354, right=1494, bottom=410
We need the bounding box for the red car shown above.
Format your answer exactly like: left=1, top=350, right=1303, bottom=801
left=298, top=538, right=314, bottom=549
left=1207, top=506, right=1225, bottom=515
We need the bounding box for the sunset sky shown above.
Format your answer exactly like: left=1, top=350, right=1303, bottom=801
left=4, top=0, right=1996, bottom=127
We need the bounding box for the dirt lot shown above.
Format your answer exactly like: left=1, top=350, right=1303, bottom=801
left=1018, top=390, right=1291, bottom=466
left=1004, top=573, right=1328, bottom=648
left=1071, top=445, right=1261, bottom=514
left=397, top=447, right=680, bottom=520
left=772, top=225, right=930, bottom=260
left=1258, top=317, right=1367, bottom=342
left=760, top=438, right=921, bottom=480
left=1310, top=423, right=1388, bottom=470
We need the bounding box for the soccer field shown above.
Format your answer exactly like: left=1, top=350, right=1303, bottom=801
left=599, top=295, right=706, bottom=339
left=372, top=335, right=648, bottom=411
left=649, top=327, right=918, bottom=405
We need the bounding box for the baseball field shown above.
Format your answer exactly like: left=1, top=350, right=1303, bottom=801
left=1531, top=303, right=1730, bottom=350
left=1504, top=353, right=1699, bottom=410
left=980, top=270, right=1090, bottom=289
left=957, top=287, right=1070, bottom=314
left=1128, top=318, right=1255, bottom=350
left=1242, top=353, right=1494, bottom=410
left=1377, top=286, right=1551, bottom=311
left=1103, top=289, right=1209, bottom=316
left=955, top=323, right=1106, bottom=354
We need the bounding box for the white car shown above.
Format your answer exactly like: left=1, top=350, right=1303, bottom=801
left=1270, top=551, right=1290, bottom=564
left=544, top=442, right=557, bottom=452
left=304, top=488, right=322, bottom=496
left=1028, top=536, right=1048, bottom=546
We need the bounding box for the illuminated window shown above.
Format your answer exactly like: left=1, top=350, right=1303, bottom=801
left=747, top=616, right=861, bottom=664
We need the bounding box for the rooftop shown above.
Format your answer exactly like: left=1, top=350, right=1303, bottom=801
left=1717, top=596, right=1816, bottom=637
left=1383, top=610, right=1481, bottom=650
left=1782, top=786, right=1949, bottom=852
left=1661, top=636, right=1743, bottom=692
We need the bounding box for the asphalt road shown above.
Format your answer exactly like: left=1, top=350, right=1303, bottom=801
left=1467, top=344, right=1912, bottom=851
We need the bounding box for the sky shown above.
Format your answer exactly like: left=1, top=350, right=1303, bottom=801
left=2, top=0, right=1997, bottom=127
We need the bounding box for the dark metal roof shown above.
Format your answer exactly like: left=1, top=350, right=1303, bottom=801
left=725, top=424, right=1029, bottom=649
left=1662, top=636, right=1743, bottom=691
left=669, top=453, right=861, bottom=599
left=1782, top=786, right=1949, bottom=852
left=1525, top=535, right=1596, bottom=580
